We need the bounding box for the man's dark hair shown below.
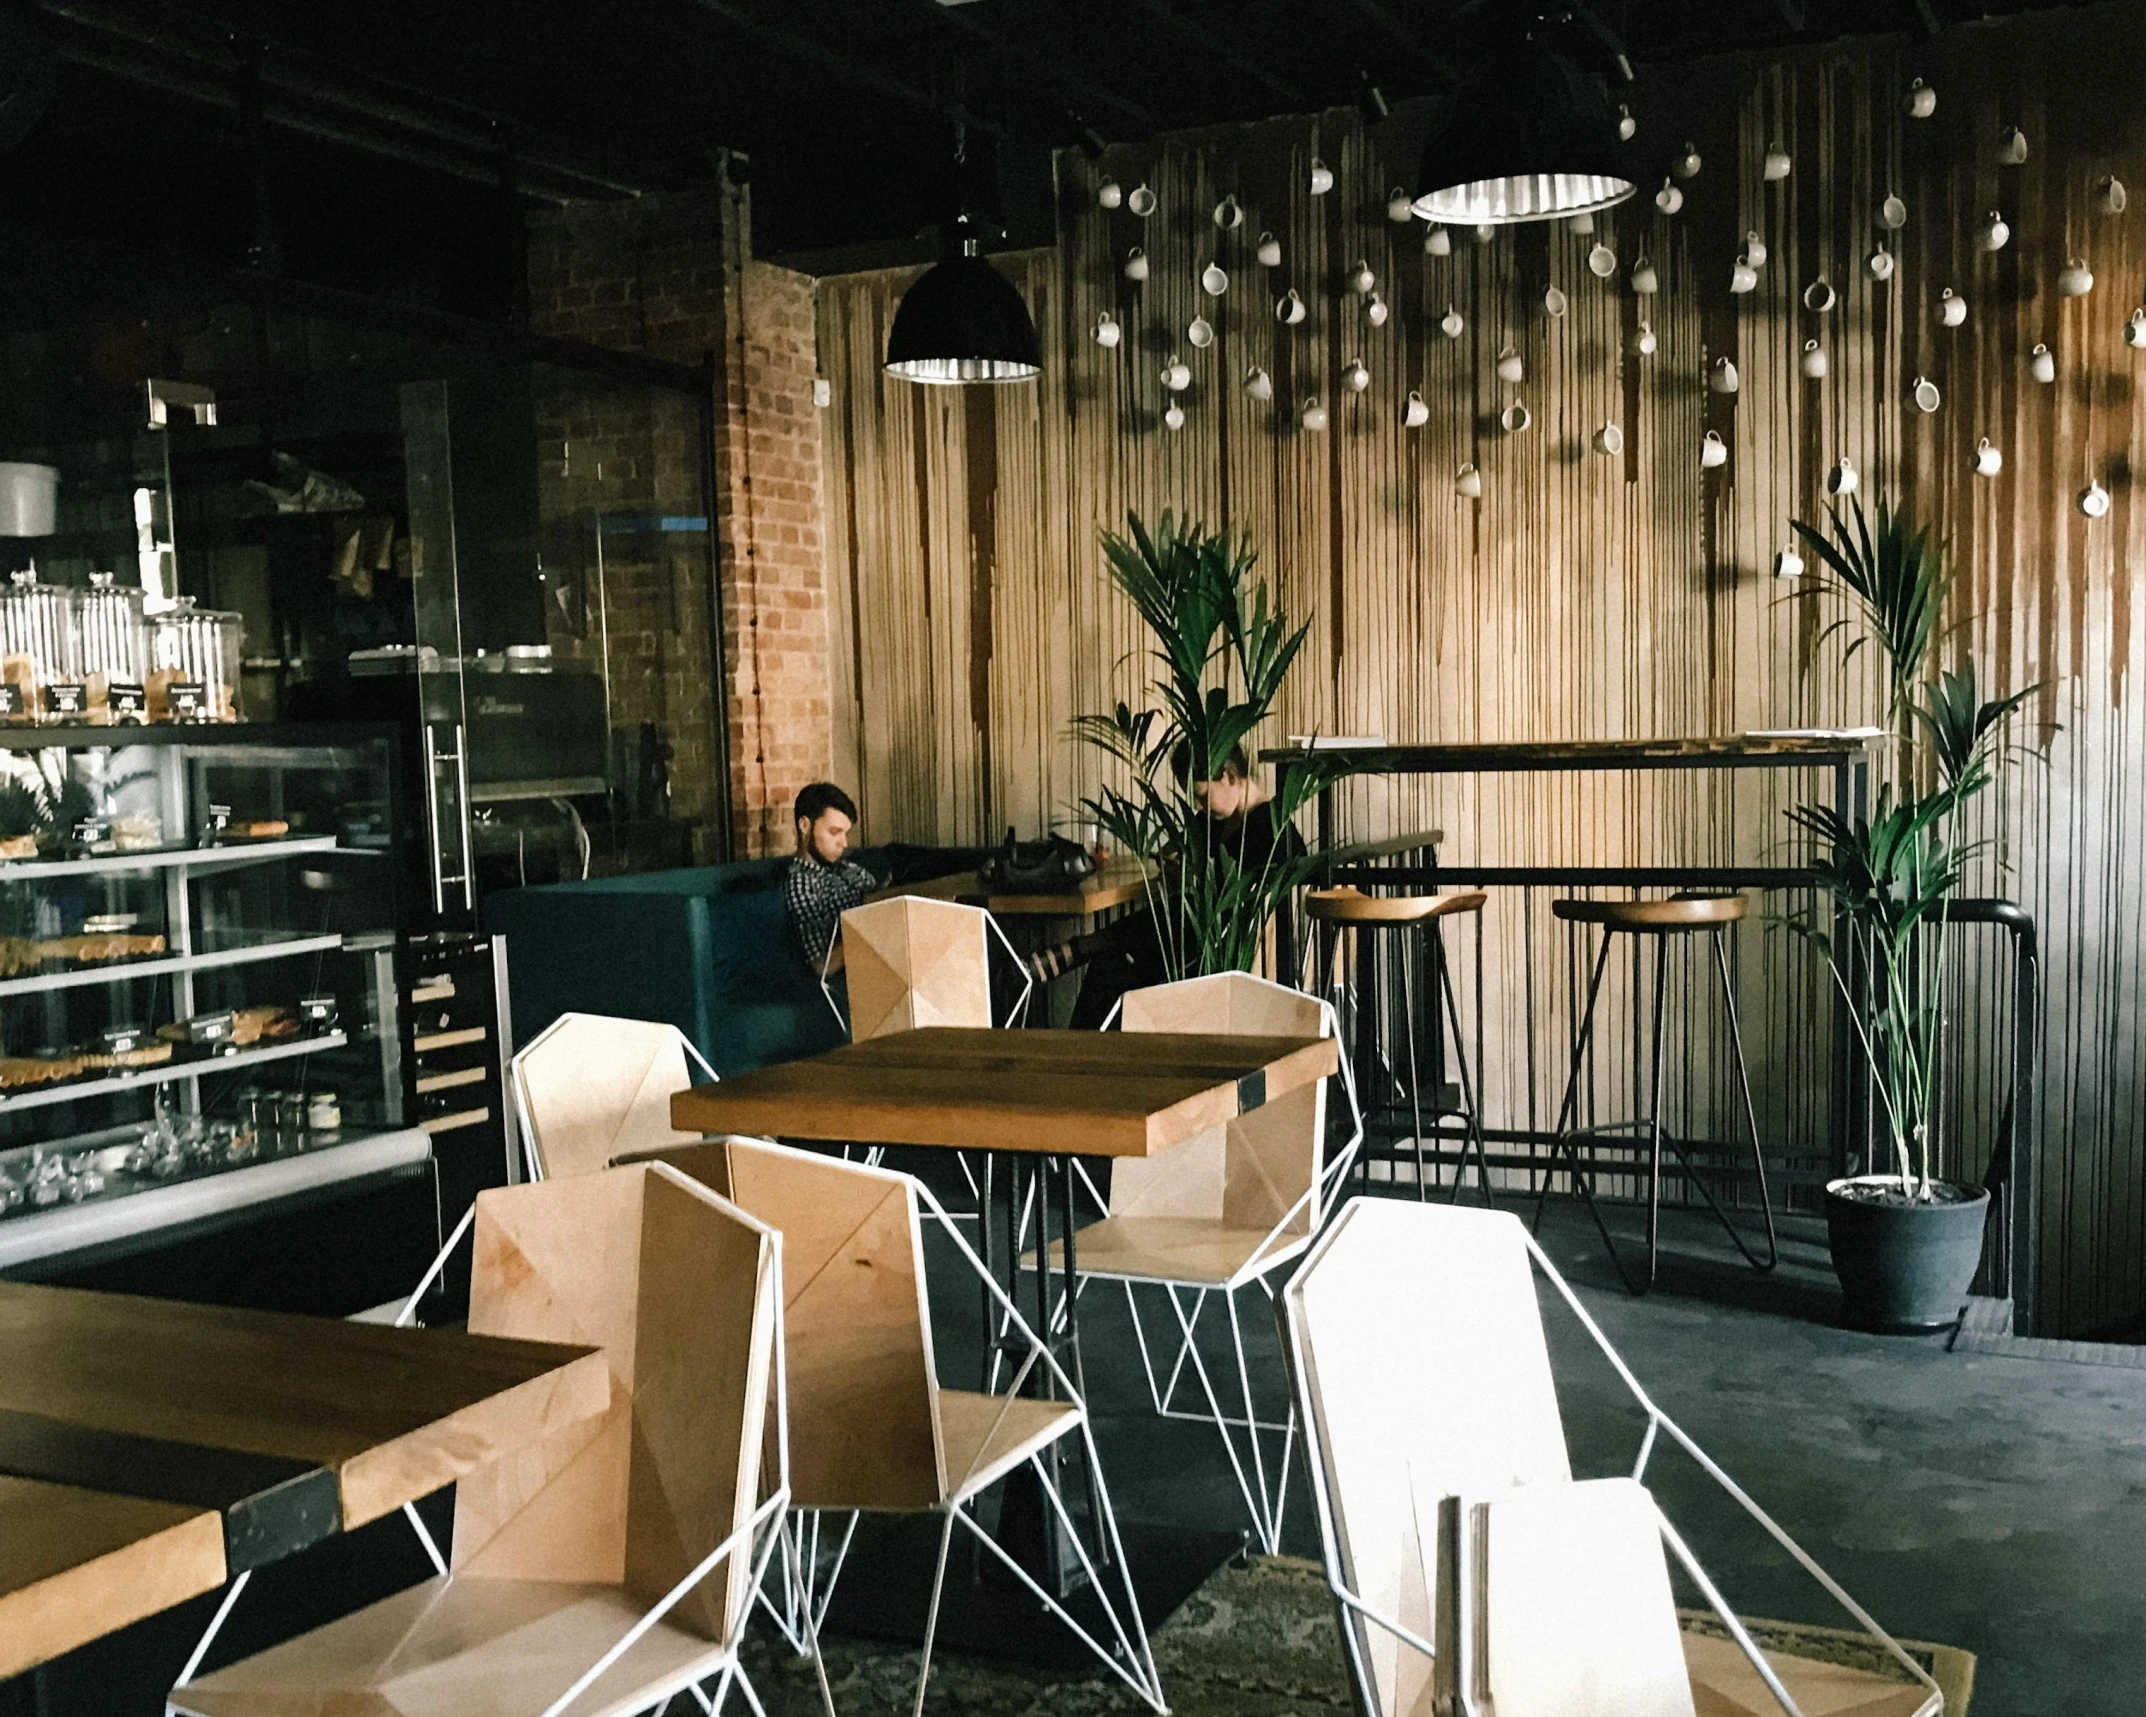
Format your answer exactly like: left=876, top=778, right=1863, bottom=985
left=794, top=782, right=857, bottom=826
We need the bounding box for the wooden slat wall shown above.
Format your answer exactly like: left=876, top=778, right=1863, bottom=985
left=817, top=4, right=2146, bottom=1335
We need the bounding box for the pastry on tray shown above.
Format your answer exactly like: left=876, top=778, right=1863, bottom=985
left=233, top=1005, right=298, bottom=1046
left=37, top=933, right=168, bottom=965
left=77, top=1040, right=174, bottom=1070
left=0, top=1055, right=85, bottom=1088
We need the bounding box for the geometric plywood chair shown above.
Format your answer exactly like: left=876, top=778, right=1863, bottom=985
left=634, top=1134, right=1167, bottom=1715
left=170, top=1161, right=815, bottom=1717
left=1281, top=1199, right=1944, bottom=1717
left=839, top=895, right=996, bottom=1041
left=1038, top=971, right=1359, bottom=1554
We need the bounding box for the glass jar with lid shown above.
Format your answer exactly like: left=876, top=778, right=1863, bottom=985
left=78, top=572, right=149, bottom=724
left=0, top=567, right=83, bottom=723
left=148, top=597, right=243, bottom=723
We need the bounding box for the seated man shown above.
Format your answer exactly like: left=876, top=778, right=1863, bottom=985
left=784, top=781, right=890, bottom=976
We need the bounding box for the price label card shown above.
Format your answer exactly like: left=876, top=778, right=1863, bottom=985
left=41, top=683, right=86, bottom=717
left=108, top=682, right=147, bottom=719
left=167, top=681, right=208, bottom=719
left=0, top=685, right=23, bottom=716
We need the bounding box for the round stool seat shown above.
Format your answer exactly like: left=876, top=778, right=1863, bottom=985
left=1305, top=886, right=1488, bottom=925
left=1551, top=893, right=1746, bottom=932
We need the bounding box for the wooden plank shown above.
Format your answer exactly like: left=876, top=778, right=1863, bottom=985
left=414, top=1027, right=488, bottom=1053
left=0, top=1282, right=611, bottom=1529
left=422, top=1107, right=493, bottom=1135
left=0, top=1475, right=226, bottom=1680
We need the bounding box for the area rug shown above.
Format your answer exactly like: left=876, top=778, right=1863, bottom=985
left=736, top=1555, right=1974, bottom=1716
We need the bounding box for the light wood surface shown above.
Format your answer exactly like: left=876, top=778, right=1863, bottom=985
left=1305, top=887, right=1490, bottom=924
left=1681, top=1632, right=1934, bottom=1717
left=840, top=894, right=993, bottom=1040
left=871, top=857, right=1154, bottom=918
left=0, top=1281, right=611, bottom=1530
left=1552, top=894, right=1748, bottom=931
left=514, top=1013, right=704, bottom=1181
left=669, top=1026, right=1337, bottom=1158
left=0, top=1476, right=226, bottom=1680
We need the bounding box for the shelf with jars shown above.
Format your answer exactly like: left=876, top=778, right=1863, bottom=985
left=0, top=721, right=428, bottom=1272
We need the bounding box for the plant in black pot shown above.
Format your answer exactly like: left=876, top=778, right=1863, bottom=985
left=1787, top=499, right=2040, bottom=1332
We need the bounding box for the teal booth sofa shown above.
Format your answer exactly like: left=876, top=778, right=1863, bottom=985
left=485, top=857, right=850, bottom=1078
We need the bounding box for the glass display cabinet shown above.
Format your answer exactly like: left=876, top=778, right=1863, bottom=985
left=0, top=721, right=426, bottom=1271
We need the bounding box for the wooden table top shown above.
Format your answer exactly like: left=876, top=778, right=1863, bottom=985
left=1261, top=733, right=1878, bottom=774
left=873, top=857, right=1154, bottom=918
left=671, top=1025, right=1338, bottom=1157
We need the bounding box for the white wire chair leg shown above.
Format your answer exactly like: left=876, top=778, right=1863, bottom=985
left=910, top=1507, right=960, bottom=1717
left=1162, top=1282, right=1285, bottom=1555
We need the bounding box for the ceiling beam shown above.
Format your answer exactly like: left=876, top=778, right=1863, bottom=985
left=1125, top=0, right=1309, bottom=110
left=902, top=0, right=1152, bottom=128
left=1342, top=0, right=1457, bottom=84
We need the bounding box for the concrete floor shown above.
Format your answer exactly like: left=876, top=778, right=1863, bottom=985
left=987, top=1184, right=2146, bottom=1717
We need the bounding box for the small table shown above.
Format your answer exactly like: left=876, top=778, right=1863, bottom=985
left=0, top=1281, right=609, bottom=1679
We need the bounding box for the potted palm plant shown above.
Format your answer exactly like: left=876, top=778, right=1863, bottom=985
left=1075, top=510, right=1337, bottom=979
left=1787, top=498, right=2038, bottom=1331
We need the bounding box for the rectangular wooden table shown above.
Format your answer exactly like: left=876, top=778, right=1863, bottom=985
left=0, top=1281, right=609, bottom=1680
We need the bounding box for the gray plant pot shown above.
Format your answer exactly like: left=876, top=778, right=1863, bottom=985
left=1824, top=1174, right=1991, bottom=1333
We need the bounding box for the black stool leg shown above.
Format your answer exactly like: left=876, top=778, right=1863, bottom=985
left=1532, top=934, right=1642, bottom=1289
left=1433, top=928, right=1494, bottom=1206
left=1641, top=935, right=1671, bottom=1294
left=1400, top=926, right=1429, bottom=1201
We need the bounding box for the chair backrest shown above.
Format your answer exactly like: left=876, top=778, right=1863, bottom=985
left=647, top=1136, right=947, bottom=1512
left=1114, top=971, right=1330, bottom=1235
left=513, top=1012, right=705, bottom=1181
left=451, top=1161, right=779, bottom=1642
left=1285, top=1199, right=1572, bottom=1717
left=840, top=895, right=993, bottom=1040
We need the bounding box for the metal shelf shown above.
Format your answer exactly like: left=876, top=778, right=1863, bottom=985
left=0, top=933, right=347, bottom=1000
left=0, top=836, right=347, bottom=883
left=0, top=1031, right=350, bottom=1115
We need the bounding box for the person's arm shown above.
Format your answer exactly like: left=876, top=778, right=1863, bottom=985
left=784, top=859, right=843, bottom=974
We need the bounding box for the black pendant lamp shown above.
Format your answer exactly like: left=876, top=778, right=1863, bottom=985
left=1411, top=24, right=1633, bottom=226
left=885, top=214, right=1042, bottom=385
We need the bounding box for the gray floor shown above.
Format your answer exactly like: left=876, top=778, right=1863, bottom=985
left=969, top=1183, right=2146, bottom=1717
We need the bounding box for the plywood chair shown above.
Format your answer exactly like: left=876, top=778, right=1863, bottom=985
left=1281, top=1198, right=1945, bottom=1717
left=169, top=1161, right=822, bottom=1717
left=388, top=1013, right=718, bottom=1329
left=636, top=1133, right=1167, bottom=1716
left=1038, top=971, right=1358, bottom=1554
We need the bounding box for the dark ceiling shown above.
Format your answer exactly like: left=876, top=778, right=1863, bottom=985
left=0, top=0, right=2087, bottom=310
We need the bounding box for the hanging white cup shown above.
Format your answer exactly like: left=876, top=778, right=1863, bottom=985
left=1187, top=316, right=1215, bottom=349
left=1730, top=260, right=1758, bottom=294
left=2030, top=343, right=2056, bottom=383
left=2059, top=258, right=2095, bottom=298
left=1367, top=292, right=1390, bottom=327
left=1743, top=231, right=1768, bottom=269
left=1474, top=223, right=1496, bottom=245
left=1501, top=402, right=1532, bottom=433
left=1424, top=225, right=1452, bottom=257
left=1213, top=193, right=1244, bottom=230
left=1656, top=179, right=1684, bottom=215
left=1301, top=397, right=1329, bottom=431
left=2080, top=480, right=2111, bottom=518
left=1940, top=288, right=1967, bottom=328
left=2103, top=176, right=2129, bottom=216
left=1244, top=366, right=1274, bottom=401
left=1343, top=358, right=1371, bottom=393
left=1880, top=195, right=1908, bottom=231
left=1869, top=246, right=1895, bottom=282
left=1543, top=286, right=1567, bottom=318
left=1903, top=78, right=1937, bottom=119
left=1201, top=261, right=1229, bottom=296
left=1593, top=422, right=1624, bottom=456
left=1912, top=375, right=1941, bottom=413
left=1587, top=242, right=1618, bottom=278
left=1763, top=144, right=1793, bottom=181
left=1673, top=141, right=1702, bottom=180
left=1124, top=247, right=1150, bottom=282
left=1440, top=306, right=1465, bottom=339
left=1804, top=278, right=1838, bottom=313
left=1774, top=543, right=1805, bottom=579
left=1351, top=259, right=1377, bottom=295
left=1569, top=210, right=1597, bottom=234
left=1999, top=125, right=2029, bottom=166
left=1161, top=358, right=1192, bottom=391
left=1127, top=183, right=1157, bottom=217
left=1387, top=186, right=1414, bottom=223
left=1308, top=157, right=1334, bottom=196
left=1974, top=437, right=2004, bottom=476
left=1631, top=256, right=1660, bottom=294
left=1700, top=429, right=1728, bottom=469
left=1256, top=231, right=1284, bottom=267
left=1277, top=288, right=1306, bottom=325
left=1628, top=322, right=1657, bottom=357
left=1801, top=339, right=1827, bottom=379
left=1827, top=456, right=1859, bottom=496
left=1710, top=356, right=1740, bottom=394
left=1496, top=345, right=1524, bottom=384
left=1456, top=462, right=1483, bottom=498
left=1093, top=312, right=1122, bottom=348
left=1097, top=177, right=1123, bottom=210
left=1979, top=210, right=2010, bottom=252
left=1617, top=104, right=1638, bottom=141
left=1163, top=403, right=1186, bottom=431
left=1403, top=391, right=1431, bottom=429
left=2125, top=309, right=2146, bottom=349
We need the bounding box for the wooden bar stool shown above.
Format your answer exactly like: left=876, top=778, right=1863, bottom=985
left=1304, top=886, right=1493, bottom=1203
left=1533, top=894, right=1778, bottom=1294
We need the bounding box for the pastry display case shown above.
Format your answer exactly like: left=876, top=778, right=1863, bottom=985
left=0, top=721, right=428, bottom=1271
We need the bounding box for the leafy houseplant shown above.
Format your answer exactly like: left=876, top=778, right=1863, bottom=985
left=1075, top=511, right=1336, bottom=980
left=1787, top=498, right=2038, bottom=1330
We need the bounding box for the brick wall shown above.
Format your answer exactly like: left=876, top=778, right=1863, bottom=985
left=527, top=173, right=831, bottom=859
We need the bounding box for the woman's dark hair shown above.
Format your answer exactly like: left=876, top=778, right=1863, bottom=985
left=794, top=781, right=858, bottom=825
left=1168, top=741, right=1253, bottom=784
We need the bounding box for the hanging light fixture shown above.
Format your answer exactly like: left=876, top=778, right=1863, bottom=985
left=884, top=212, right=1042, bottom=385
left=1411, top=11, right=1634, bottom=226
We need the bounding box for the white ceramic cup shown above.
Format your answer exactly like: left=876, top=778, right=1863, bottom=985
left=1387, top=187, right=1414, bottom=223
left=1593, top=422, right=1624, bottom=456
left=1588, top=243, right=1618, bottom=278
left=1543, top=286, right=1567, bottom=317
left=2103, top=176, right=2129, bottom=215
left=1869, top=247, right=1895, bottom=282
left=1569, top=210, right=1596, bottom=233
left=1244, top=366, right=1274, bottom=401
left=1440, top=306, right=1465, bottom=339
left=1162, top=358, right=1191, bottom=391
left=1656, top=179, right=1684, bottom=215
left=1301, top=398, right=1329, bottom=431
left=1124, top=247, right=1150, bottom=282
left=1187, top=316, right=1215, bottom=349
left=1163, top=403, right=1186, bottom=431
left=1501, top=402, right=1531, bottom=434
left=1912, top=375, right=1941, bottom=413
left=1352, top=260, right=1376, bottom=295
left=1700, top=429, right=1728, bottom=468
left=1475, top=223, right=1497, bottom=245
left=1730, top=261, right=1758, bottom=294
left=1631, top=257, right=1659, bottom=294
left=2080, top=480, right=2111, bottom=518
left=1774, top=544, right=1805, bottom=579
left=1404, top=391, right=1430, bottom=428
left=1343, top=359, right=1370, bottom=393
left=1097, top=177, right=1123, bottom=210
left=1213, top=194, right=1243, bottom=230
left=2059, top=259, right=2094, bottom=298
left=2030, top=343, right=2056, bottom=383
left=1277, top=288, right=1306, bottom=325
left=1424, top=225, right=1452, bottom=257
left=1801, top=340, right=1827, bottom=379
left=1804, top=278, right=1838, bottom=313
left=1999, top=125, right=2028, bottom=165
left=1974, top=437, right=2004, bottom=477
left=1367, top=293, right=1390, bottom=326
left=2125, top=310, right=2146, bottom=349
left=1827, top=456, right=1859, bottom=496
left=1456, top=462, right=1483, bottom=498
left=1201, top=261, right=1229, bottom=296
left=1617, top=105, right=1637, bottom=140
left=1674, top=142, right=1702, bottom=180
left=1881, top=195, right=1908, bottom=231
left=1308, top=157, right=1333, bottom=196
left=1763, top=145, right=1792, bottom=181
left=1904, top=77, right=1937, bottom=119
left=1628, top=323, right=1657, bottom=357
left=1940, top=288, right=1967, bottom=328
left=1980, top=211, right=2010, bottom=252
left=1496, top=345, right=1524, bottom=384
left=1743, top=232, right=1768, bottom=268
left=1711, top=356, right=1740, bottom=394
left=1093, top=313, right=1122, bottom=348
left=1128, top=182, right=1157, bottom=217
left=1257, top=232, right=1284, bottom=267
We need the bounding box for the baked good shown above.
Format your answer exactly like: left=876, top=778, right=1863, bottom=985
left=0, top=1055, right=84, bottom=1088
left=234, top=820, right=289, bottom=839
left=37, top=933, right=167, bottom=965
left=76, top=1041, right=174, bottom=1070
left=233, top=1005, right=298, bottom=1046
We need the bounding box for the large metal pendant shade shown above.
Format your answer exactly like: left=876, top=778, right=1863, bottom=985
left=1411, top=37, right=1633, bottom=226
left=884, top=231, right=1042, bottom=385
